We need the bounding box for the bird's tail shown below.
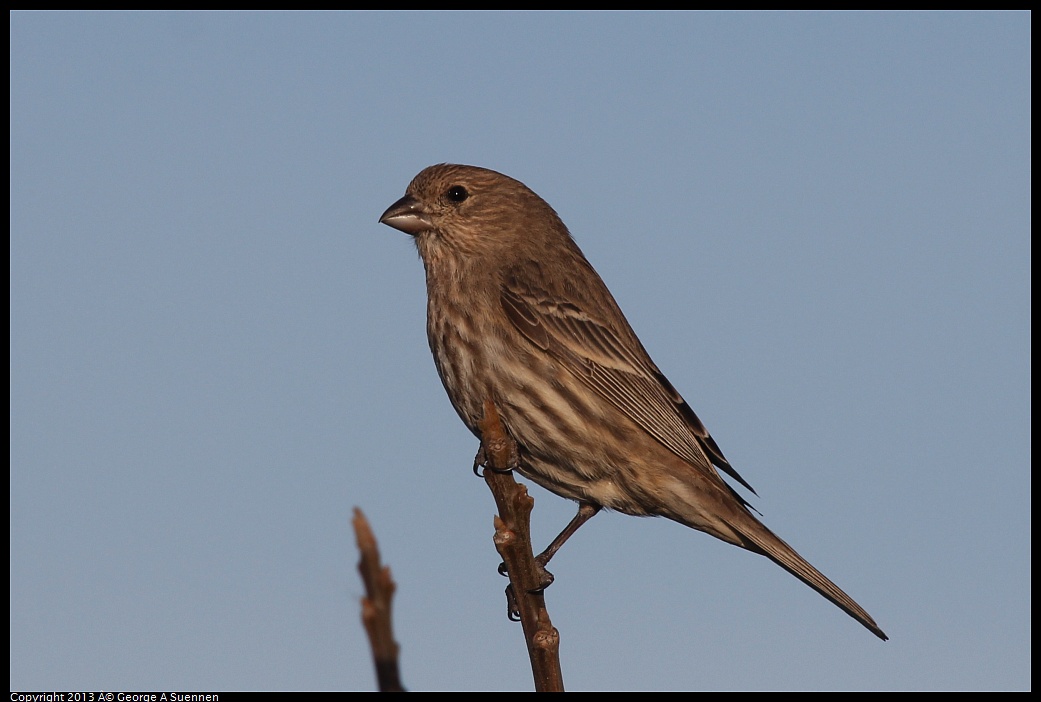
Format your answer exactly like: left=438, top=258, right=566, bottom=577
left=727, top=511, right=888, bottom=640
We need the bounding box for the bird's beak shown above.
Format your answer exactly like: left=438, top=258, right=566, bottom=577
left=379, top=194, right=433, bottom=236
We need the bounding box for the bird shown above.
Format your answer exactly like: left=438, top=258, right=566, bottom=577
left=379, top=163, right=887, bottom=640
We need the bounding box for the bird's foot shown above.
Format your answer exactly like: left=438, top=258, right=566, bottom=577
left=502, top=571, right=556, bottom=622
left=471, top=440, right=519, bottom=477
left=500, top=554, right=555, bottom=620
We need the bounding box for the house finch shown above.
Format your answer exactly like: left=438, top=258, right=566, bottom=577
left=380, top=164, right=886, bottom=640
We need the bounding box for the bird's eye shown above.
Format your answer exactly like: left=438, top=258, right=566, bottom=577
left=445, top=185, right=469, bottom=203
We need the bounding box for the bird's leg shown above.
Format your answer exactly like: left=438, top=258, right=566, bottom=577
left=499, top=501, right=602, bottom=592
left=535, top=501, right=602, bottom=569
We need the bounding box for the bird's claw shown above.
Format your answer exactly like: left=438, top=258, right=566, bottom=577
left=498, top=559, right=555, bottom=590
left=501, top=555, right=555, bottom=620
left=502, top=565, right=555, bottom=623
left=472, top=446, right=488, bottom=477
left=505, top=584, right=521, bottom=621
left=472, top=439, right=519, bottom=477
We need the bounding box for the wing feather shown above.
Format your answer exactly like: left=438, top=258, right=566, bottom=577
left=501, top=273, right=756, bottom=495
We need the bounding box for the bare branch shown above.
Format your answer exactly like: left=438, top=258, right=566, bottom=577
left=478, top=399, right=565, bottom=692
left=352, top=508, right=406, bottom=692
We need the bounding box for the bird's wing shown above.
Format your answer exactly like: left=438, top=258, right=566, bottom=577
left=501, top=272, right=756, bottom=495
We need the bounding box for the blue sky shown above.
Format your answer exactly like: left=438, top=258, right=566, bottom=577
left=10, top=11, right=1030, bottom=691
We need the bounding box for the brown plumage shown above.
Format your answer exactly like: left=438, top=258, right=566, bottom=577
left=380, top=163, right=887, bottom=640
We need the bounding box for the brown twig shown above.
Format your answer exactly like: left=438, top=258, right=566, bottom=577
left=352, top=508, right=406, bottom=692
left=477, top=400, right=565, bottom=692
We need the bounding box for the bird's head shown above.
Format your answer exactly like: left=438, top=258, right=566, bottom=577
left=379, top=164, right=571, bottom=263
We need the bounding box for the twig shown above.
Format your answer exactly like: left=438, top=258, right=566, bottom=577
left=478, top=400, right=565, bottom=692
left=352, top=508, right=406, bottom=692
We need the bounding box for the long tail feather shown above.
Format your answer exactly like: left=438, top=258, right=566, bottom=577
left=731, top=516, right=888, bottom=640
